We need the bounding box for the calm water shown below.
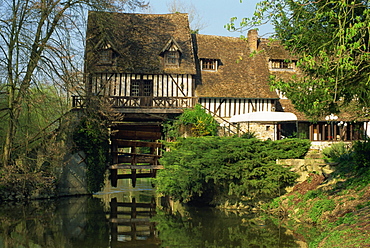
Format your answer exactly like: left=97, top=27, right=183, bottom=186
left=0, top=178, right=304, bottom=247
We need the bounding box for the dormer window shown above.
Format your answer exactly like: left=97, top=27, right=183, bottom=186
left=161, top=37, right=182, bottom=68
left=164, top=50, right=180, bottom=67
left=269, top=59, right=296, bottom=70
left=98, top=49, right=113, bottom=64
left=201, top=59, right=218, bottom=71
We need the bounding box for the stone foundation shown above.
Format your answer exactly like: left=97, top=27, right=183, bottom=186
left=277, top=151, right=335, bottom=193
left=56, top=151, right=89, bottom=196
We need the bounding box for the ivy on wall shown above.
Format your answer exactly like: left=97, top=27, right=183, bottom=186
left=73, top=116, right=109, bottom=193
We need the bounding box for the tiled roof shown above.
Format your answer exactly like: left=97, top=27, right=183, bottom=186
left=194, top=34, right=279, bottom=99
left=85, top=11, right=196, bottom=75
left=260, top=39, right=298, bottom=60
left=277, top=99, right=310, bottom=121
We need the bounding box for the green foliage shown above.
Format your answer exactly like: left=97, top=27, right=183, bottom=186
left=0, top=85, right=68, bottom=159
left=164, top=104, right=219, bottom=139
left=352, top=139, right=370, bottom=169
left=356, top=201, right=370, bottom=210
left=263, top=197, right=282, bottom=210
left=240, top=131, right=257, bottom=139
left=155, top=137, right=309, bottom=204
left=229, top=0, right=370, bottom=118
left=73, top=116, right=109, bottom=193
left=303, top=189, right=325, bottom=201
left=309, top=199, right=335, bottom=223
left=270, top=138, right=311, bottom=159
left=323, top=140, right=370, bottom=190
left=322, top=142, right=352, bottom=163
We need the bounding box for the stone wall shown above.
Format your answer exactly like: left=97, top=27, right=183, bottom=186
left=56, top=151, right=89, bottom=196
left=277, top=152, right=334, bottom=193
left=238, top=122, right=275, bottom=140
left=310, top=141, right=352, bottom=151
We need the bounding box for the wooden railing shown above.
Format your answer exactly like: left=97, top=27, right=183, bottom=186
left=72, top=95, right=196, bottom=109
left=201, top=105, right=245, bottom=136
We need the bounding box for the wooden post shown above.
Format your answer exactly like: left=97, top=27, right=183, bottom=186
left=131, top=169, right=137, bottom=187
left=110, top=198, right=118, bottom=243
left=111, top=141, right=118, bottom=187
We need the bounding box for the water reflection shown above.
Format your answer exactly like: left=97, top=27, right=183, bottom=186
left=0, top=178, right=304, bottom=248
left=109, top=197, right=158, bottom=247
left=0, top=196, right=109, bottom=248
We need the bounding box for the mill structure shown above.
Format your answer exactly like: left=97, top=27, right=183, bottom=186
left=75, top=11, right=366, bottom=186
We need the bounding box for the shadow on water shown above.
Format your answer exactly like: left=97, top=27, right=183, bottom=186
left=0, top=178, right=305, bottom=247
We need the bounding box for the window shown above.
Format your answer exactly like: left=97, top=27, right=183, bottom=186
left=201, top=59, right=218, bottom=71
left=164, top=51, right=180, bottom=67
left=98, top=49, right=113, bottom=65
left=130, top=79, right=153, bottom=107
left=270, top=59, right=296, bottom=70
left=130, top=80, right=153, bottom=97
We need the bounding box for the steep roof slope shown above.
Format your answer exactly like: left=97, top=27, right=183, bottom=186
left=194, top=34, right=279, bottom=99
left=260, top=39, right=300, bottom=84
left=85, top=11, right=196, bottom=75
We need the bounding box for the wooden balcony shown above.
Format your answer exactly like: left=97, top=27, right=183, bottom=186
left=72, top=95, right=196, bottom=113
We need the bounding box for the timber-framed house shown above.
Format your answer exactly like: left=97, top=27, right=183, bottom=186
left=78, top=11, right=367, bottom=144
left=82, top=12, right=197, bottom=119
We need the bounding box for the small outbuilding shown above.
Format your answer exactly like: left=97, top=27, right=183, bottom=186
left=230, top=111, right=298, bottom=140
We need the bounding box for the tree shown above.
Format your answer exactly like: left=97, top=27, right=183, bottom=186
left=163, top=104, right=219, bottom=139
left=228, top=0, right=370, bottom=119
left=0, top=0, right=146, bottom=167
left=166, top=0, right=207, bottom=33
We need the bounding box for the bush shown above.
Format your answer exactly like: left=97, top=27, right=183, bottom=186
left=352, top=140, right=370, bottom=169
left=322, top=142, right=352, bottom=163
left=270, top=138, right=311, bottom=159
left=240, top=131, right=257, bottom=139
left=163, top=104, right=219, bottom=139
left=309, top=199, right=336, bottom=223
left=155, top=137, right=308, bottom=205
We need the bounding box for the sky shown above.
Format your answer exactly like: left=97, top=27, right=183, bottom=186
left=136, top=0, right=275, bottom=38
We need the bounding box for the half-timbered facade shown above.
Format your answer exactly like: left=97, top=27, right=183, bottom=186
left=81, top=11, right=366, bottom=143
left=83, top=12, right=197, bottom=115
left=193, top=31, right=281, bottom=120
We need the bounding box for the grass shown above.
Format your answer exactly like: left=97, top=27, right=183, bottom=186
left=317, top=225, right=370, bottom=248
left=262, top=143, right=370, bottom=247
left=308, top=199, right=335, bottom=223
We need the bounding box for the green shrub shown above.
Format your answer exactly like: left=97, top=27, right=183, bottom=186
left=155, top=137, right=307, bottom=205
left=270, top=138, right=311, bottom=159
left=164, top=104, right=219, bottom=139
left=240, top=131, right=257, bottom=139
left=352, top=140, right=370, bottom=169
left=322, top=142, right=352, bottom=163
left=303, top=190, right=324, bottom=201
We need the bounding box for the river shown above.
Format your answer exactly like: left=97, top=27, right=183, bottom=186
left=0, top=178, right=306, bottom=247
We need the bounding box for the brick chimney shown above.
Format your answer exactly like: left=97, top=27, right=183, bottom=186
left=248, top=29, right=258, bottom=52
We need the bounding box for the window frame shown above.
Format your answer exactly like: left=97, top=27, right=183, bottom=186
left=200, top=58, right=218, bottom=71
left=269, top=59, right=296, bottom=70
left=130, top=79, right=153, bottom=97
left=98, top=49, right=113, bottom=65
left=164, top=50, right=180, bottom=67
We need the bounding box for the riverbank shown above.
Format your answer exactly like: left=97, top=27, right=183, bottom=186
left=263, top=161, right=370, bottom=247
